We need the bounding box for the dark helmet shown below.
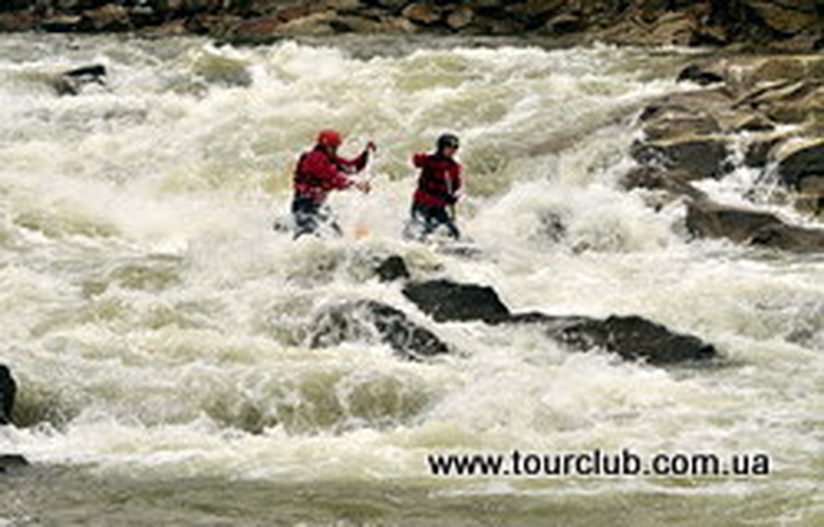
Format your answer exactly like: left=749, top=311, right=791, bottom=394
left=437, top=133, right=460, bottom=151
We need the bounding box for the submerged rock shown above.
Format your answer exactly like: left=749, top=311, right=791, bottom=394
left=374, top=255, right=410, bottom=283
left=307, top=300, right=450, bottom=359
left=550, top=315, right=717, bottom=365
left=54, top=64, right=107, bottom=96
left=403, top=280, right=717, bottom=365
left=0, top=454, right=28, bottom=474
left=402, top=279, right=511, bottom=323
left=506, top=312, right=716, bottom=364
left=0, top=365, right=15, bottom=426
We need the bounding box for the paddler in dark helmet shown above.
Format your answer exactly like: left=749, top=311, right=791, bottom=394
left=291, top=130, right=374, bottom=239
left=407, top=133, right=462, bottom=240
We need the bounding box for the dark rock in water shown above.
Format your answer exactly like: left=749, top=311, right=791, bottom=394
left=552, top=315, right=717, bottom=365
left=402, top=279, right=510, bottom=323
left=776, top=139, right=824, bottom=189
left=55, top=64, right=107, bottom=96
left=677, top=64, right=725, bottom=86
left=0, top=365, right=16, bottom=426
left=374, top=255, right=410, bottom=282
left=308, top=300, right=450, bottom=359
left=631, top=136, right=732, bottom=180
left=686, top=199, right=824, bottom=253
left=507, top=312, right=716, bottom=364
left=0, top=454, right=29, bottom=474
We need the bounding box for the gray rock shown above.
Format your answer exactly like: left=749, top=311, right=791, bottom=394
left=0, top=454, right=29, bottom=474
left=402, top=279, right=510, bottom=323
left=308, top=300, right=450, bottom=359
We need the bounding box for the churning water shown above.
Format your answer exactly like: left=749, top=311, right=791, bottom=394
left=0, top=34, right=821, bottom=525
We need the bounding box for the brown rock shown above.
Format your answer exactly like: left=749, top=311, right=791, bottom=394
left=274, top=12, right=337, bottom=35
left=642, top=110, right=722, bottom=141
left=749, top=57, right=807, bottom=84
left=631, top=136, right=731, bottom=180
left=0, top=11, right=39, bottom=31
left=686, top=199, right=824, bottom=253
left=620, top=166, right=708, bottom=200
left=82, top=4, right=131, bottom=31
left=743, top=0, right=820, bottom=35
left=402, top=2, right=442, bottom=25
left=446, top=5, right=473, bottom=31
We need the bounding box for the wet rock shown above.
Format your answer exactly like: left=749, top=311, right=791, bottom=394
left=374, top=255, right=410, bottom=283
left=543, top=12, right=582, bottom=35
left=750, top=57, right=808, bottom=85
left=776, top=139, right=824, bottom=189
left=54, top=64, right=107, bottom=96
left=0, top=454, right=29, bottom=474
left=446, top=6, right=474, bottom=31
left=677, top=64, right=725, bottom=86
left=744, top=134, right=784, bottom=168
left=308, top=300, right=450, bottom=359
left=402, top=279, right=510, bottom=323
left=631, top=136, right=732, bottom=180
left=742, top=0, right=820, bottom=36
left=82, top=3, right=131, bottom=31
left=40, top=13, right=85, bottom=32
left=642, top=110, right=722, bottom=142
left=401, top=2, right=442, bottom=26
left=0, top=365, right=16, bottom=426
left=506, top=311, right=716, bottom=364
left=686, top=199, right=824, bottom=253
left=551, top=315, right=717, bottom=365
left=620, top=166, right=708, bottom=200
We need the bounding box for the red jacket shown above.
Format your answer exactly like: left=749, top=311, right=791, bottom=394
left=412, top=153, right=462, bottom=208
left=294, top=146, right=368, bottom=204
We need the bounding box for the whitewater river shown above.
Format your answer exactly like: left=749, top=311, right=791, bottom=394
left=0, top=34, right=821, bottom=525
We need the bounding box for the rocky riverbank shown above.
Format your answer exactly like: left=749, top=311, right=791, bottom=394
left=623, top=53, right=824, bottom=252
left=0, top=1, right=821, bottom=50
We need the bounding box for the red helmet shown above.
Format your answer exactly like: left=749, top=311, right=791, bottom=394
left=317, top=130, right=342, bottom=148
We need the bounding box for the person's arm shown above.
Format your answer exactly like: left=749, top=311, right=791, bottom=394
left=444, top=164, right=462, bottom=204
left=412, top=153, right=428, bottom=168
left=338, top=142, right=376, bottom=174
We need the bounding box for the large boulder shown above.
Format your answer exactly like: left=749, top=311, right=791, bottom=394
left=741, top=0, right=820, bottom=36
left=631, top=136, right=732, bottom=180
left=775, top=139, right=824, bottom=189
left=0, top=365, right=16, bottom=426
left=403, top=280, right=718, bottom=365
left=552, top=315, right=717, bottom=365
left=307, top=300, right=450, bottom=359
left=686, top=199, right=824, bottom=253
left=402, top=280, right=511, bottom=323
left=507, top=311, right=716, bottom=364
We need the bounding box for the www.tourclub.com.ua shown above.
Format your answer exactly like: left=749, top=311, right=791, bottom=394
left=428, top=449, right=772, bottom=478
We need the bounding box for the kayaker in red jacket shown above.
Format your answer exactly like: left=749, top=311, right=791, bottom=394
left=292, top=130, right=374, bottom=239
left=408, top=133, right=462, bottom=240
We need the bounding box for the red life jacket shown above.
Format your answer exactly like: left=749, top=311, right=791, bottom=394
left=294, top=146, right=367, bottom=204
left=412, top=153, right=462, bottom=208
